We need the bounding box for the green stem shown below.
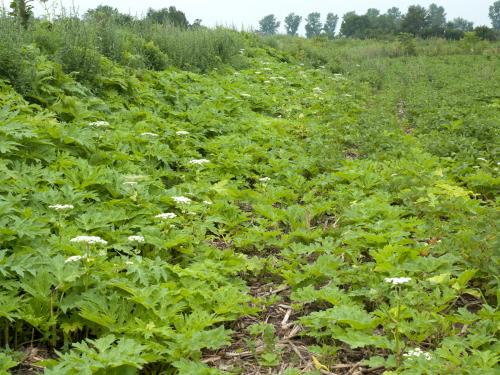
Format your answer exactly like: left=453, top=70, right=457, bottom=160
left=4, top=320, right=9, bottom=349
left=395, top=286, right=401, bottom=367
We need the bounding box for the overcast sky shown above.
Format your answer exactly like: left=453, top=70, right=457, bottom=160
left=28, top=0, right=494, bottom=32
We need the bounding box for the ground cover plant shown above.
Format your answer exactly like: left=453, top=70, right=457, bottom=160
left=0, top=10, right=499, bottom=375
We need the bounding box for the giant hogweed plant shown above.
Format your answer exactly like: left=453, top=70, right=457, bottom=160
left=0, top=40, right=498, bottom=374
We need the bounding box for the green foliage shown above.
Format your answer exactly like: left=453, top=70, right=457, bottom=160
left=259, top=14, right=280, bottom=35
left=0, top=18, right=498, bottom=375
left=284, top=13, right=302, bottom=36
left=305, top=12, right=322, bottom=38
left=401, top=5, right=430, bottom=37
left=490, top=1, right=500, bottom=29
left=9, top=0, right=33, bottom=28
left=323, top=13, right=339, bottom=39
left=146, top=6, right=189, bottom=28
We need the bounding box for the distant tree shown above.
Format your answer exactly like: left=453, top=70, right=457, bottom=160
left=366, top=8, right=380, bottom=18
left=284, top=13, right=302, bottom=36
left=444, top=28, right=465, bottom=40
left=401, top=5, right=430, bottom=36
left=382, top=7, right=402, bottom=34
left=84, top=5, right=133, bottom=25
left=427, top=3, right=446, bottom=36
left=386, top=7, right=402, bottom=21
left=490, top=1, right=500, bottom=29
left=305, top=12, right=322, bottom=38
left=340, top=12, right=371, bottom=39
left=474, top=25, right=497, bottom=40
left=146, top=7, right=189, bottom=28
left=428, top=3, right=446, bottom=28
left=447, top=17, right=474, bottom=31
left=9, top=0, right=33, bottom=28
left=259, top=14, right=280, bottom=35
left=323, top=13, right=339, bottom=38
left=191, top=19, right=203, bottom=28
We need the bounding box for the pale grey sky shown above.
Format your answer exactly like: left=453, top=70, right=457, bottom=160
left=30, top=0, right=494, bottom=31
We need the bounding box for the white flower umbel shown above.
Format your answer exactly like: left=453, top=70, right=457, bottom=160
left=155, top=213, right=177, bottom=219
left=240, top=93, right=251, bottom=98
left=404, top=348, right=432, bottom=360
left=189, top=159, right=210, bottom=165
left=128, top=235, right=145, bottom=243
left=259, top=177, right=271, bottom=182
left=49, top=204, right=74, bottom=211
left=172, top=196, right=191, bottom=204
left=203, top=200, right=213, bottom=205
left=70, top=236, right=108, bottom=245
left=89, top=121, right=110, bottom=127
left=141, top=132, right=159, bottom=137
left=176, top=130, right=190, bottom=136
left=65, top=255, right=84, bottom=263
left=384, top=277, right=411, bottom=285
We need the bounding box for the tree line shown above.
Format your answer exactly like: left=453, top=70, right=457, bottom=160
left=6, top=0, right=500, bottom=41
left=6, top=0, right=200, bottom=29
left=259, top=2, right=500, bottom=40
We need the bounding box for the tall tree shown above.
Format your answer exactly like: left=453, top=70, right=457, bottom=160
left=284, top=13, right=302, bottom=36
left=259, top=14, right=280, bottom=35
left=401, top=5, right=430, bottom=36
left=447, top=17, right=474, bottom=31
left=384, top=7, right=402, bottom=34
left=146, top=6, right=189, bottom=28
left=429, top=4, right=446, bottom=31
left=340, top=12, right=371, bottom=39
left=305, top=12, right=322, bottom=38
left=323, top=13, right=339, bottom=38
left=84, top=5, right=133, bottom=25
left=9, top=0, right=33, bottom=28
left=366, top=8, right=380, bottom=18
left=386, top=7, right=402, bottom=21
left=490, top=1, right=500, bottom=29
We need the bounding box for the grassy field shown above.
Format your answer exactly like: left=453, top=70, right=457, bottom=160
left=0, top=17, right=498, bottom=375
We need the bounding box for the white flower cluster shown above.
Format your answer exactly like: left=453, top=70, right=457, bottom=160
left=49, top=204, right=74, bottom=210
left=89, top=121, right=110, bottom=127
left=128, top=235, right=145, bottom=243
left=313, top=87, right=323, bottom=94
left=65, top=255, right=85, bottom=263
left=141, top=132, right=159, bottom=137
left=70, top=236, right=108, bottom=245
left=404, top=348, right=432, bottom=360
left=155, top=213, right=177, bottom=219
left=259, top=177, right=271, bottom=182
left=176, top=130, right=190, bottom=136
left=384, top=277, right=412, bottom=285
left=203, top=200, right=213, bottom=205
left=240, top=93, right=251, bottom=98
left=172, top=196, right=191, bottom=204
left=123, top=181, right=138, bottom=186
left=189, top=159, right=210, bottom=165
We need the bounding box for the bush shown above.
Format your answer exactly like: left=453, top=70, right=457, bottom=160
left=142, top=41, right=169, bottom=70
left=52, top=18, right=101, bottom=82
left=444, top=29, right=465, bottom=40
left=141, top=24, right=243, bottom=72
left=0, top=17, right=25, bottom=84
left=474, top=26, right=497, bottom=41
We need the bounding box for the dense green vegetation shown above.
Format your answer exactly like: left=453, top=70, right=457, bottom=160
left=0, top=7, right=499, bottom=375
